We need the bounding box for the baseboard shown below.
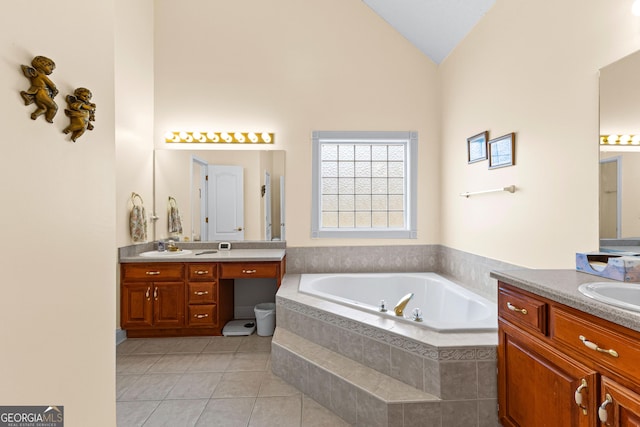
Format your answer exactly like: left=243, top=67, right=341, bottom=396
left=115, top=329, right=127, bottom=346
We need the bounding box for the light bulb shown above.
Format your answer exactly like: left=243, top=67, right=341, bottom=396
left=206, top=131, right=215, bottom=141
left=164, top=131, right=175, bottom=141
left=192, top=131, right=202, bottom=141
left=179, top=131, right=188, bottom=141
left=609, top=134, right=619, bottom=144
left=632, top=0, right=640, bottom=16
left=185, top=133, right=193, bottom=142
left=248, top=132, right=258, bottom=143
left=632, top=135, right=640, bottom=145
left=234, top=132, right=245, bottom=142
left=261, top=132, right=271, bottom=143
left=620, top=134, right=631, bottom=144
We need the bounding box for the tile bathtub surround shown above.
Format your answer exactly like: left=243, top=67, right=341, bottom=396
left=276, top=297, right=497, bottom=400
left=285, top=244, right=520, bottom=303
left=273, top=273, right=500, bottom=426
left=116, top=335, right=351, bottom=427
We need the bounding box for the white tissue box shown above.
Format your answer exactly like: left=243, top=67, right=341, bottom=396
left=576, top=252, right=640, bottom=282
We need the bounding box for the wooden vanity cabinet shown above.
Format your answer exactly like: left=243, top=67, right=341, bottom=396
left=498, top=282, right=640, bottom=426
left=186, top=263, right=234, bottom=333
left=121, top=263, right=185, bottom=332
left=121, top=258, right=284, bottom=337
left=219, top=258, right=286, bottom=287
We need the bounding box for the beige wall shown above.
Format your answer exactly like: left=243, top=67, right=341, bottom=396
left=439, top=0, right=640, bottom=268
left=1, top=1, right=116, bottom=425
left=116, top=0, right=155, bottom=247
left=153, top=0, right=441, bottom=247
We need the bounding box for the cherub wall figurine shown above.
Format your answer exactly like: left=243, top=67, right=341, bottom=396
left=20, top=55, right=59, bottom=123
left=63, top=87, right=96, bottom=142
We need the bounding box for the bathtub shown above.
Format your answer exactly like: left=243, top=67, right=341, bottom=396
left=298, top=272, right=497, bottom=332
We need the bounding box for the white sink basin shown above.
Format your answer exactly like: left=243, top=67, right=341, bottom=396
left=578, top=282, right=640, bottom=312
left=139, top=249, right=192, bottom=257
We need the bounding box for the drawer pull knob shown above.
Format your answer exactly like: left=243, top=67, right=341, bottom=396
left=194, top=291, right=209, bottom=296
left=194, top=314, right=209, bottom=319
left=195, top=270, right=209, bottom=275
left=579, top=335, right=619, bottom=358
left=598, top=393, right=612, bottom=423
left=145, top=271, right=160, bottom=275
left=506, top=302, right=528, bottom=315
left=242, top=269, right=257, bottom=274
left=574, top=378, right=588, bottom=415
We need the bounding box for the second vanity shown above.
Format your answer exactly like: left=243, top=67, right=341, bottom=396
left=119, top=245, right=286, bottom=338
left=492, top=269, right=640, bottom=426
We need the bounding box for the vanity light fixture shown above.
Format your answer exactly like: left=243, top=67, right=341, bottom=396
left=600, top=134, right=640, bottom=145
left=165, top=131, right=275, bottom=144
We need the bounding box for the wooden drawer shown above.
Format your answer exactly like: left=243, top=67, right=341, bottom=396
left=121, top=263, right=184, bottom=281
left=498, top=284, right=548, bottom=336
left=187, top=304, right=217, bottom=326
left=220, top=262, right=279, bottom=279
left=188, top=263, right=217, bottom=281
left=187, top=282, right=216, bottom=304
left=550, top=305, right=640, bottom=384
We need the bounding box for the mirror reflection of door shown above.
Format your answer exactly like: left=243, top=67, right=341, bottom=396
left=264, top=171, right=272, bottom=241
left=192, top=157, right=207, bottom=241
left=280, top=176, right=286, bottom=241
left=599, top=157, right=621, bottom=239
left=207, top=165, right=245, bottom=241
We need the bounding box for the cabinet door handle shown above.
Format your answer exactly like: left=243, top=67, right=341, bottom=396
left=194, top=270, right=209, bottom=275
left=242, top=269, right=257, bottom=274
left=506, top=302, right=528, bottom=315
left=194, top=313, right=209, bottom=319
left=145, top=287, right=151, bottom=300
left=579, top=335, right=619, bottom=358
left=598, top=393, right=612, bottom=423
left=574, top=378, right=588, bottom=415
left=194, top=291, right=209, bottom=296
left=145, top=271, right=160, bottom=275
left=153, top=287, right=158, bottom=300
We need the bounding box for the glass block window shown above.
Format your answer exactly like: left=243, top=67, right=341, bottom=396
left=311, top=131, right=418, bottom=239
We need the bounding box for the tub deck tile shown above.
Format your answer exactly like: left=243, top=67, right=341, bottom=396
left=272, top=328, right=438, bottom=404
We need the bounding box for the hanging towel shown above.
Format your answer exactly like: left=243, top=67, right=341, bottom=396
left=129, top=192, right=148, bottom=242
left=168, top=196, right=183, bottom=234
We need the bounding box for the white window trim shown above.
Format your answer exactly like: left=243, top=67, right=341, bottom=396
left=311, top=130, right=418, bottom=239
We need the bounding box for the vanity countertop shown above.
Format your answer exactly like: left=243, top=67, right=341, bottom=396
left=491, top=269, right=640, bottom=333
left=120, top=248, right=286, bottom=263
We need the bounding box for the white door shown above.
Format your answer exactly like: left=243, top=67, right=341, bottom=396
left=192, top=156, right=207, bottom=242
left=207, top=165, right=244, bottom=241
left=599, top=158, right=621, bottom=239
left=264, top=171, right=272, bottom=241
left=280, top=176, right=286, bottom=241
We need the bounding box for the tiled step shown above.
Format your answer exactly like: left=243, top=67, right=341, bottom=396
left=271, top=328, right=441, bottom=427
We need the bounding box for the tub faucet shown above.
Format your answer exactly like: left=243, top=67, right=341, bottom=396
left=394, top=293, right=414, bottom=316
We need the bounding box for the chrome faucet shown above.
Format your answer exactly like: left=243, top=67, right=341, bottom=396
left=394, top=293, right=414, bottom=316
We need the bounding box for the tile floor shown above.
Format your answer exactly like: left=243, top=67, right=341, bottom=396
left=116, top=334, right=352, bottom=427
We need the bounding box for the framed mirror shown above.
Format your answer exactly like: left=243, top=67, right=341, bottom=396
left=155, top=149, right=285, bottom=242
left=599, top=50, right=640, bottom=244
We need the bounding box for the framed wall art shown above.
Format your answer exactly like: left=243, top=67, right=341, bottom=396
left=467, top=131, right=488, bottom=163
left=488, top=133, right=515, bottom=169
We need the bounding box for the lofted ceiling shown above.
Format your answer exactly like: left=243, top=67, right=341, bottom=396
left=362, top=0, right=496, bottom=64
